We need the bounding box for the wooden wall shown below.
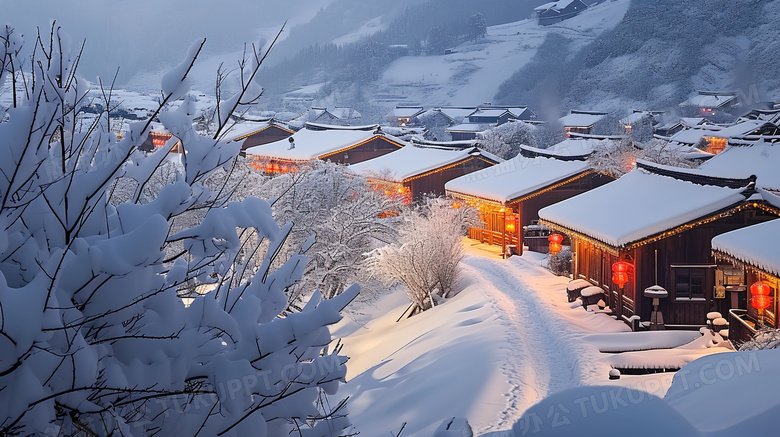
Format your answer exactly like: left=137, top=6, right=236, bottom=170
left=240, top=126, right=294, bottom=150
left=327, top=137, right=402, bottom=165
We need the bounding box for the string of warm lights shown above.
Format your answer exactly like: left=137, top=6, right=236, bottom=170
left=542, top=201, right=780, bottom=256
left=318, top=135, right=404, bottom=161
left=510, top=171, right=594, bottom=204
left=231, top=124, right=294, bottom=142
left=405, top=157, right=497, bottom=182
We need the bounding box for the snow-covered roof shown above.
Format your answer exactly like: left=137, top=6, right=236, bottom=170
left=535, top=0, right=578, bottom=12
left=547, top=137, right=615, bottom=155
left=560, top=111, right=607, bottom=128
left=445, top=152, right=591, bottom=205
left=680, top=92, right=738, bottom=109
left=707, top=120, right=770, bottom=139
left=330, top=107, right=362, bottom=120
left=699, top=141, right=780, bottom=190
left=446, top=123, right=486, bottom=133
left=620, top=111, right=651, bottom=126
left=219, top=121, right=272, bottom=142
left=667, top=127, right=714, bottom=146
left=245, top=126, right=397, bottom=161
left=539, top=164, right=752, bottom=248
left=712, top=219, right=780, bottom=277
left=680, top=117, right=706, bottom=128
left=438, top=107, right=477, bottom=123
left=469, top=108, right=510, bottom=118
left=388, top=106, right=425, bottom=118
left=349, top=145, right=498, bottom=182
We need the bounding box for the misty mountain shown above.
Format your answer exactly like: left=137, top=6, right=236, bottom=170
left=497, top=0, right=780, bottom=114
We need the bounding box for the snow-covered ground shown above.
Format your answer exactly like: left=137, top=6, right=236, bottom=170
left=334, top=239, right=732, bottom=436
left=372, top=0, right=631, bottom=106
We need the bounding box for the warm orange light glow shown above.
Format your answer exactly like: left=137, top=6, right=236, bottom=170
left=548, top=234, right=564, bottom=244
left=704, top=136, right=728, bottom=154
left=751, top=281, right=771, bottom=297
left=506, top=222, right=516, bottom=233
left=612, top=272, right=629, bottom=288
left=753, top=295, right=771, bottom=310
left=612, top=261, right=631, bottom=287
left=549, top=242, right=562, bottom=256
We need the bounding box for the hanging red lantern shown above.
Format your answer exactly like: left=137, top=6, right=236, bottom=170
left=752, top=294, right=772, bottom=311
left=612, top=261, right=631, bottom=273
left=751, top=281, right=771, bottom=297
left=612, top=271, right=629, bottom=288
left=548, top=233, right=564, bottom=244
left=549, top=242, right=562, bottom=256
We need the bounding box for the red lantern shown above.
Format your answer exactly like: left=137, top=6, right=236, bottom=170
left=612, top=261, right=630, bottom=273
left=549, top=242, right=562, bottom=256
left=751, top=281, right=771, bottom=297
left=548, top=234, right=564, bottom=244
left=752, top=294, right=772, bottom=311
left=612, top=272, right=629, bottom=288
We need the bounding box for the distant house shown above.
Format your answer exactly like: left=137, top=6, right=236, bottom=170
left=138, top=123, right=183, bottom=153
left=661, top=120, right=779, bottom=156
left=619, top=110, right=664, bottom=134
left=245, top=123, right=405, bottom=173
left=438, top=106, right=478, bottom=124
left=535, top=0, right=589, bottom=25
left=446, top=123, right=486, bottom=141
left=679, top=91, right=740, bottom=118
left=445, top=144, right=613, bottom=256
left=386, top=105, right=425, bottom=127
left=467, top=108, right=515, bottom=125
left=560, top=110, right=608, bottom=136
left=292, top=107, right=362, bottom=127
left=220, top=120, right=295, bottom=153
left=539, top=161, right=780, bottom=330
left=349, top=145, right=501, bottom=202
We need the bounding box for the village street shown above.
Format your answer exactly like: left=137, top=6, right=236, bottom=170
left=336, top=241, right=732, bottom=436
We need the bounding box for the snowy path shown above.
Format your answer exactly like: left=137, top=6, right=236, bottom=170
left=460, top=254, right=603, bottom=432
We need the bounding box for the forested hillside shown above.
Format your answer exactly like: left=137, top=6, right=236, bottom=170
left=496, top=0, right=780, bottom=112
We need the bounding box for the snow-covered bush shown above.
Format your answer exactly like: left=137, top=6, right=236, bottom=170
left=261, top=161, right=403, bottom=310
left=739, top=327, right=780, bottom=351
left=368, top=198, right=477, bottom=313
left=548, top=247, right=572, bottom=277
left=0, top=25, right=355, bottom=436
left=479, top=120, right=537, bottom=159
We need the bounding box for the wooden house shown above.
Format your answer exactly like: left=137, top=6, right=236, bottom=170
left=679, top=91, right=740, bottom=118
left=438, top=106, right=478, bottom=124
left=349, top=145, right=500, bottom=202
left=467, top=108, right=514, bottom=125
left=560, top=110, right=608, bottom=136
left=712, top=216, right=780, bottom=342
left=445, top=143, right=613, bottom=256
left=245, top=123, right=405, bottom=174
left=446, top=123, right=485, bottom=141
left=220, top=120, right=295, bottom=153
left=539, top=161, right=780, bottom=330
left=386, top=105, right=425, bottom=127
left=535, top=0, right=589, bottom=25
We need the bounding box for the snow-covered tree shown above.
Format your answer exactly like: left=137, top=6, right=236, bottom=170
left=478, top=120, right=537, bottom=159
left=261, top=161, right=402, bottom=310
left=0, top=24, right=355, bottom=436
left=468, top=13, right=487, bottom=42
left=587, top=138, right=697, bottom=178
left=368, top=198, right=477, bottom=314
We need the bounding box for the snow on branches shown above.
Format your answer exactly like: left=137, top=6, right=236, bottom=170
left=0, top=24, right=355, bottom=436
left=368, top=198, right=477, bottom=314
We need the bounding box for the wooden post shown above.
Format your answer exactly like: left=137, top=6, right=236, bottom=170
left=516, top=205, right=523, bottom=256
left=501, top=209, right=507, bottom=258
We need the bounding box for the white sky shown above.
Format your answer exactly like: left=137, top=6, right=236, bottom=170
left=1, top=0, right=332, bottom=86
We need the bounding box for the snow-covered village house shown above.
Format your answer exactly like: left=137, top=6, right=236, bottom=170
left=349, top=145, right=500, bottom=203
left=386, top=105, right=425, bottom=127
left=535, top=0, right=589, bottom=26
left=560, top=110, right=608, bottom=136
left=445, top=143, right=613, bottom=256
left=245, top=123, right=405, bottom=174
left=712, top=216, right=780, bottom=343
left=220, top=119, right=295, bottom=153
left=539, top=161, right=780, bottom=330
left=679, top=91, right=740, bottom=119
